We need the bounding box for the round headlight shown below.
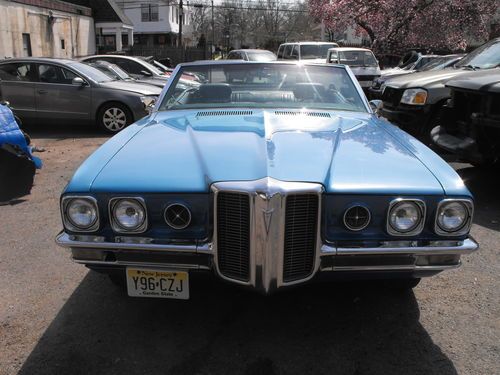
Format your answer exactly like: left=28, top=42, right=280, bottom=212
left=112, top=199, right=146, bottom=231
left=66, top=198, right=98, bottom=229
left=437, top=201, right=468, bottom=232
left=389, top=201, right=423, bottom=234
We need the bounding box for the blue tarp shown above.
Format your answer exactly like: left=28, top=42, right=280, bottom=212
left=0, top=103, right=42, bottom=169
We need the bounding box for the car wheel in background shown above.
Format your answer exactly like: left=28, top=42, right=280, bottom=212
left=97, top=103, right=133, bottom=134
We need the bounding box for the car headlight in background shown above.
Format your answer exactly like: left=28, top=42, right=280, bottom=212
left=435, top=200, right=473, bottom=236
left=62, top=197, right=99, bottom=232
left=387, top=199, right=425, bottom=236
left=140, top=95, right=157, bottom=113
left=400, top=88, right=427, bottom=105
left=110, top=198, right=148, bottom=233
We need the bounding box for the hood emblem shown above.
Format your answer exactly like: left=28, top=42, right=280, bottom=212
left=262, top=208, right=274, bottom=234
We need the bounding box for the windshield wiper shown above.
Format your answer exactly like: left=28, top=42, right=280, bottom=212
left=462, top=65, right=479, bottom=71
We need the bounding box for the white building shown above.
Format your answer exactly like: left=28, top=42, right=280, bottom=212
left=116, top=0, right=194, bottom=47
left=0, top=0, right=96, bottom=59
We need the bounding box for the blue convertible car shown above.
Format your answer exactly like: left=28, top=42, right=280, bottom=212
left=56, top=61, right=478, bottom=299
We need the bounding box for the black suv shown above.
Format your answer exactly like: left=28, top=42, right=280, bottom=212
left=432, top=69, right=500, bottom=165
left=380, top=38, right=500, bottom=142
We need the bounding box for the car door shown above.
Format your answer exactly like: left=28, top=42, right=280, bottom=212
left=35, top=63, right=91, bottom=122
left=0, top=62, right=37, bottom=120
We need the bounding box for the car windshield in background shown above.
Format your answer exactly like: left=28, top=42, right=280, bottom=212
left=67, top=62, right=113, bottom=82
left=159, top=63, right=367, bottom=113
left=300, top=44, right=338, bottom=59
left=339, top=51, right=378, bottom=67
left=246, top=51, right=277, bottom=61
left=89, top=62, right=130, bottom=80
left=456, top=39, right=500, bottom=69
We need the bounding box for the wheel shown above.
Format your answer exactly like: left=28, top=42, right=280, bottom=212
left=97, top=103, right=133, bottom=134
left=382, top=278, right=421, bottom=291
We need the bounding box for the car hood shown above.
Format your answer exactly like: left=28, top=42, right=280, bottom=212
left=384, top=68, right=470, bottom=89
left=73, top=109, right=464, bottom=195
left=446, top=68, right=500, bottom=93
left=135, top=78, right=167, bottom=88
left=98, top=81, right=163, bottom=95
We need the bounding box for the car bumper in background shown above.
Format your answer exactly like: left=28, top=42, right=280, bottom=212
left=380, top=104, right=431, bottom=132
left=56, top=231, right=479, bottom=294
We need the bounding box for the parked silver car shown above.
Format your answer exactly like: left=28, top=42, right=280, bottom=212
left=0, top=58, right=162, bottom=133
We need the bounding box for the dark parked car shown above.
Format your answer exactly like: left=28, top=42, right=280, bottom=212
left=0, top=58, right=162, bottom=133
left=380, top=38, right=500, bottom=141
left=432, top=69, right=500, bottom=165
left=84, top=60, right=167, bottom=88
left=369, top=54, right=463, bottom=99
left=80, top=55, right=170, bottom=83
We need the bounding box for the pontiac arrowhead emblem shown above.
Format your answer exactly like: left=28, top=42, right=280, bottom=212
left=262, top=208, right=274, bottom=234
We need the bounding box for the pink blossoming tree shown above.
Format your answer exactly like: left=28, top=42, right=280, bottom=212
left=308, top=0, right=498, bottom=54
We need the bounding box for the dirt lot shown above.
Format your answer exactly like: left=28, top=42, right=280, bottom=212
left=0, top=125, right=498, bottom=375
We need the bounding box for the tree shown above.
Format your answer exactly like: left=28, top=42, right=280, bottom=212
left=308, top=0, right=498, bottom=54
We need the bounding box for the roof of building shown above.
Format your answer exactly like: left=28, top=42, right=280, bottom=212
left=65, top=0, right=132, bottom=25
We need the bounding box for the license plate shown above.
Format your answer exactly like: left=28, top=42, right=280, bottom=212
left=126, top=268, right=189, bottom=299
left=359, top=80, right=373, bottom=87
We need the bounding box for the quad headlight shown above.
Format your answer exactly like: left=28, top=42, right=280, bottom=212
left=387, top=199, right=425, bottom=236
left=62, top=197, right=99, bottom=232
left=109, top=198, right=148, bottom=233
left=400, top=88, right=427, bottom=105
left=435, top=200, right=473, bottom=236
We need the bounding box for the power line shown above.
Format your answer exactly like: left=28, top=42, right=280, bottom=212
left=117, top=2, right=309, bottom=13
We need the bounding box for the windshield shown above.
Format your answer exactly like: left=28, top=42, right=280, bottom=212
left=420, top=56, right=459, bottom=71
left=88, top=62, right=131, bottom=80
left=68, top=62, right=114, bottom=82
left=456, top=39, right=500, bottom=69
left=339, top=50, right=378, bottom=67
left=247, top=51, right=277, bottom=61
left=159, top=63, right=367, bottom=113
left=300, top=44, right=339, bottom=59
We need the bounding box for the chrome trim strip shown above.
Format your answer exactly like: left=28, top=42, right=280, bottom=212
left=55, top=232, right=209, bottom=253
left=72, top=258, right=210, bottom=270
left=321, top=237, right=478, bottom=256
left=330, top=264, right=461, bottom=272
left=434, top=198, right=474, bottom=236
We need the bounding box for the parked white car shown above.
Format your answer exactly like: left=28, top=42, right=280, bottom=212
left=277, top=42, right=339, bottom=63
left=326, top=47, right=381, bottom=90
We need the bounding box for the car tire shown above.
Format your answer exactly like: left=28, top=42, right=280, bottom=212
left=97, top=103, right=133, bottom=134
left=382, top=278, right=421, bottom=291
left=422, top=105, right=446, bottom=146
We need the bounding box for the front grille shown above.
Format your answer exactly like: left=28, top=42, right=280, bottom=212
left=216, top=192, right=250, bottom=281
left=382, top=86, right=404, bottom=108
left=283, top=194, right=319, bottom=282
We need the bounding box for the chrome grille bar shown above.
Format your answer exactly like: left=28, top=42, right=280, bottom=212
left=283, top=194, right=319, bottom=282
left=216, top=192, right=250, bottom=281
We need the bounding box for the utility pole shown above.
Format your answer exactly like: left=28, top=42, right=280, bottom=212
left=178, top=0, right=183, bottom=47
left=211, top=0, right=215, bottom=53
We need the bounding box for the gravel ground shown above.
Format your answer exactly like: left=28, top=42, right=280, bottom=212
left=0, top=125, right=498, bottom=375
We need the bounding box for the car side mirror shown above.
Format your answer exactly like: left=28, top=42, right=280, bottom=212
left=140, top=70, right=153, bottom=77
left=369, top=100, right=383, bottom=115
left=72, top=77, right=86, bottom=86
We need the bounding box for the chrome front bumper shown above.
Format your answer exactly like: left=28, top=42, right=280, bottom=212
left=56, top=231, right=479, bottom=292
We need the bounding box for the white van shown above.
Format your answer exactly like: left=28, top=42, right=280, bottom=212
left=326, top=47, right=381, bottom=89
left=277, top=42, right=339, bottom=63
